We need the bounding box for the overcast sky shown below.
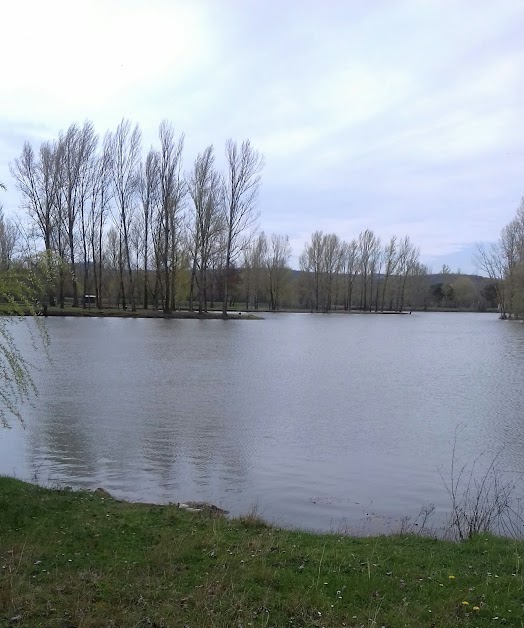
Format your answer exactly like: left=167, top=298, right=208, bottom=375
left=1, top=0, right=524, bottom=273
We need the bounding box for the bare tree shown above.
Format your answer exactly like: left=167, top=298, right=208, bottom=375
left=299, top=232, right=343, bottom=311
left=139, top=149, right=160, bottom=309
left=474, top=198, right=524, bottom=319
left=368, top=235, right=382, bottom=312
left=0, top=209, right=18, bottom=270
left=222, top=139, right=263, bottom=317
left=265, top=233, right=291, bottom=310
left=72, top=123, right=99, bottom=308
left=474, top=242, right=507, bottom=317
left=104, top=226, right=121, bottom=306
left=357, top=229, right=379, bottom=311
left=87, top=135, right=112, bottom=309
left=500, top=217, right=524, bottom=317
left=157, top=121, right=185, bottom=314
left=109, top=119, right=142, bottom=311
left=187, top=146, right=224, bottom=314
left=300, top=231, right=324, bottom=311
left=57, top=122, right=97, bottom=307
left=395, top=236, right=420, bottom=312
left=380, top=236, right=399, bottom=311
left=242, top=231, right=267, bottom=310
left=321, top=233, right=343, bottom=311
left=11, top=141, right=60, bottom=305
left=341, top=239, right=359, bottom=311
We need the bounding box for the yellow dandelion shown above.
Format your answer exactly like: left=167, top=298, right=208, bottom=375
left=462, top=601, right=469, bottom=605
left=448, top=575, right=455, bottom=580
left=473, top=606, right=480, bottom=611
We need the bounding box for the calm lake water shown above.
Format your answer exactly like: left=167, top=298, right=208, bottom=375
left=1, top=312, right=524, bottom=534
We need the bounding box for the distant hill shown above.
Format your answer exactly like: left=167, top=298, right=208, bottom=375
left=425, top=273, right=490, bottom=287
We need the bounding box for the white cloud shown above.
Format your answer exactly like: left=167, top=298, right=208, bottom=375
left=2, top=0, right=524, bottom=273
left=0, top=1, right=212, bottom=122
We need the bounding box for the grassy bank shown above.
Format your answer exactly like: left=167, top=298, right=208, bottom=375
left=0, top=305, right=261, bottom=320
left=40, top=307, right=261, bottom=320
left=1, top=478, right=523, bottom=627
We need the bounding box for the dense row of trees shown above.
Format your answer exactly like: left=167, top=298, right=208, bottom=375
left=0, top=120, right=500, bottom=315
left=9, top=119, right=263, bottom=315
left=241, top=230, right=426, bottom=312
left=241, top=232, right=493, bottom=312
left=298, top=231, right=424, bottom=312
left=475, top=198, right=524, bottom=319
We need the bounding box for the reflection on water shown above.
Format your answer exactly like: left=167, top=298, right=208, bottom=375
left=1, top=313, right=524, bottom=533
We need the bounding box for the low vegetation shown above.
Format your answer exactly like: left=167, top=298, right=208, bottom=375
left=1, top=477, right=523, bottom=627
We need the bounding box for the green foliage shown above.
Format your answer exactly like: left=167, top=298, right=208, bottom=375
left=0, top=261, right=50, bottom=427
left=432, top=282, right=445, bottom=305
left=0, top=181, right=47, bottom=426
left=429, top=279, right=479, bottom=309
left=481, top=283, right=499, bottom=308
left=1, top=477, right=523, bottom=627
left=451, top=276, right=476, bottom=309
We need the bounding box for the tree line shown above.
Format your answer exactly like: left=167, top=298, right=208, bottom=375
left=8, top=119, right=263, bottom=316
left=241, top=232, right=496, bottom=313
left=0, top=118, right=495, bottom=315
left=241, top=230, right=426, bottom=312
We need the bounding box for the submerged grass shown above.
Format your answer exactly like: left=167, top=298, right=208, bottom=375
left=1, top=477, right=524, bottom=627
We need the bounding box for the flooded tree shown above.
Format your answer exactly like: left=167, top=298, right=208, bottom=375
left=476, top=198, right=524, bottom=318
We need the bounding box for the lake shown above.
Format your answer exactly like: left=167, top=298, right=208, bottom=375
left=1, top=312, right=524, bottom=534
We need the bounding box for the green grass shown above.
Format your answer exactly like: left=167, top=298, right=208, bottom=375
left=1, top=478, right=523, bottom=627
